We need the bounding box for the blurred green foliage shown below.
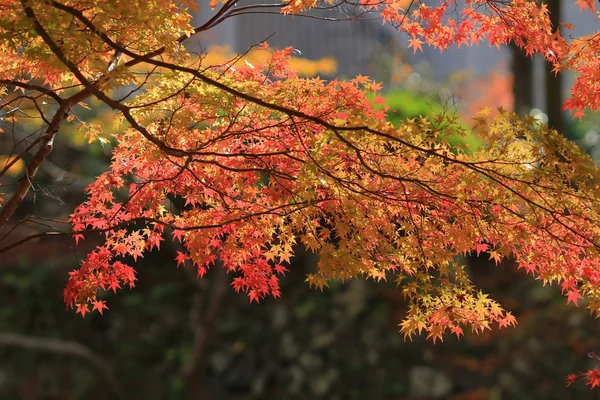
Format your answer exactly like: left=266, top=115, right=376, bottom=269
left=384, top=89, right=483, bottom=151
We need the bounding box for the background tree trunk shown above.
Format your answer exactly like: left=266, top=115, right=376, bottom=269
left=545, top=0, right=564, bottom=133
left=183, top=266, right=229, bottom=400
left=511, top=44, right=533, bottom=117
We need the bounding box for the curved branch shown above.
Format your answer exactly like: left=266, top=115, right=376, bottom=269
left=0, top=331, right=124, bottom=399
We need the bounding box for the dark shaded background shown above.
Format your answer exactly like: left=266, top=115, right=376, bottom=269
left=2, top=234, right=600, bottom=399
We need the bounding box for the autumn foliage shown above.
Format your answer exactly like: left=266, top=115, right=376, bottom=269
left=2, top=0, right=600, bottom=388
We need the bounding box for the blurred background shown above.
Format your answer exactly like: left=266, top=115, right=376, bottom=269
left=2, top=1, right=600, bottom=399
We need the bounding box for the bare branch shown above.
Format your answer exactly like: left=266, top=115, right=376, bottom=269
left=0, top=331, right=124, bottom=399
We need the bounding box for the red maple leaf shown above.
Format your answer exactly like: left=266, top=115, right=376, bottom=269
left=274, top=264, right=289, bottom=275
left=92, top=300, right=108, bottom=315
left=450, top=326, right=464, bottom=339
left=175, top=251, right=188, bottom=267
left=566, top=289, right=583, bottom=306
left=76, top=303, right=89, bottom=317
left=587, top=369, right=600, bottom=388
left=475, top=242, right=489, bottom=256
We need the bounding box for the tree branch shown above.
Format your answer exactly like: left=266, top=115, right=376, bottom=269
left=0, top=79, right=65, bottom=104
left=0, top=88, right=88, bottom=231
left=0, top=331, right=124, bottom=399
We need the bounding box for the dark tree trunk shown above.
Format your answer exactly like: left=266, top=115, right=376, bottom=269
left=511, top=44, right=533, bottom=117
left=545, top=0, right=564, bottom=133
left=183, top=266, right=229, bottom=400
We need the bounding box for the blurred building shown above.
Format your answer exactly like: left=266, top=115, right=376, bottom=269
left=192, top=0, right=597, bottom=95
left=192, top=1, right=399, bottom=81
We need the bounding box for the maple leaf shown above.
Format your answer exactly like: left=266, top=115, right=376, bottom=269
left=76, top=303, right=90, bottom=317
left=248, top=290, right=261, bottom=303
left=274, top=264, right=289, bottom=275
left=353, top=74, right=369, bottom=84
left=374, top=95, right=386, bottom=106
left=264, top=250, right=276, bottom=262
left=577, top=107, right=590, bottom=119
left=566, top=374, right=578, bottom=387
left=208, top=238, right=222, bottom=249
left=587, top=369, right=600, bottom=388
left=426, top=325, right=445, bottom=343
left=172, top=229, right=185, bottom=242
left=129, top=247, right=144, bottom=262
left=561, top=22, right=575, bottom=30
left=279, top=251, right=292, bottom=265
left=175, top=251, right=188, bottom=267
left=575, top=0, right=594, bottom=11
left=92, top=300, right=108, bottom=315
left=108, top=280, right=121, bottom=293
left=474, top=242, right=489, bottom=256
left=498, top=312, right=517, bottom=328
left=73, top=233, right=85, bottom=245
left=450, top=325, right=464, bottom=339
left=566, top=289, right=584, bottom=306
left=488, top=251, right=501, bottom=265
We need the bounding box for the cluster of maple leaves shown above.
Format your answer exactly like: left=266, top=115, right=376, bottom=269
left=3, top=0, right=600, bottom=388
